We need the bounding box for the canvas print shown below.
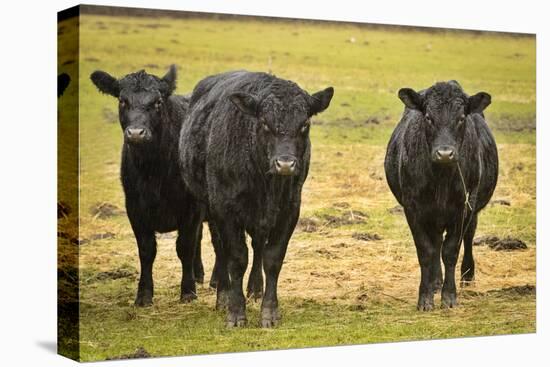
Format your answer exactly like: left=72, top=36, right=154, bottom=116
left=57, top=5, right=536, bottom=362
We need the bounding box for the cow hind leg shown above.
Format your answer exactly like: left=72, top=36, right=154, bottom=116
left=461, top=214, right=478, bottom=286
left=176, top=209, right=203, bottom=303
left=247, top=236, right=265, bottom=301
left=193, top=222, right=205, bottom=284
left=215, top=219, right=247, bottom=327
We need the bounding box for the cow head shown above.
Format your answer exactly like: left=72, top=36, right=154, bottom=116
left=90, top=65, right=177, bottom=145
left=398, top=81, right=491, bottom=165
left=229, top=82, right=333, bottom=176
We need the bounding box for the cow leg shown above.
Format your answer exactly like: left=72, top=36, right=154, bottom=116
left=247, top=236, right=265, bottom=300
left=405, top=210, right=438, bottom=311
left=461, top=214, right=478, bottom=286
left=209, top=222, right=230, bottom=309
left=261, top=207, right=298, bottom=328
left=441, top=223, right=462, bottom=308
left=215, top=219, right=247, bottom=327
left=134, top=230, right=157, bottom=307
left=209, top=259, right=219, bottom=289
left=432, top=233, right=443, bottom=293
left=193, top=222, right=205, bottom=284
left=176, top=207, right=203, bottom=303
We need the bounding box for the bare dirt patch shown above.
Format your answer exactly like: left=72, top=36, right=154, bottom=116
left=474, top=236, right=527, bottom=251
left=352, top=232, right=382, bottom=242
left=90, top=202, right=125, bottom=219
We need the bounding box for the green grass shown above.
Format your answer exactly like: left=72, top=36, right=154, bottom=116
left=58, top=12, right=536, bottom=362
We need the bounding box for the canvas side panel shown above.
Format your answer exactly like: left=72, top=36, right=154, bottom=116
left=57, top=5, right=80, bottom=362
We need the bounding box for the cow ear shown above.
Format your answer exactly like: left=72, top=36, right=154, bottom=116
left=309, top=87, right=334, bottom=116
left=229, top=92, right=259, bottom=116
left=468, top=92, right=491, bottom=114
left=161, top=64, right=177, bottom=95
left=90, top=70, right=120, bottom=97
left=398, top=88, right=423, bottom=110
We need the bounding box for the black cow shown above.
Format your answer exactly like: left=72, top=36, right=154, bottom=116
left=384, top=81, right=498, bottom=310
left=179, top=71, right=333, bottom=327
left=90, top=65, right=206, bottom=306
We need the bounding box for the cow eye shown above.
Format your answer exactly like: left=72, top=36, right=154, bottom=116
left=458, top=114, right=466, bottom=125
left=425, top=114, right=433, bottom=125
left=119, top=98, right=126, bottom=108
left=154, top=99, right=162, bottom=110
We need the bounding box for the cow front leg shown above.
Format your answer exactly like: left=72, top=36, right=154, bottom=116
left=405, top=210, right=439, bottom=311
left=134, top=231, right=157, bottom=307
left=261, top=207, right=298, bottom=328
left=441, top=223, right=463, bottom=308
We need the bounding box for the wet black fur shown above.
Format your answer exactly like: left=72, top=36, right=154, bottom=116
left=90, top=66, right=205, bottom=306
left=179, top=70, right=333, bottom=327
left=384, top=81, right=498, bottom=310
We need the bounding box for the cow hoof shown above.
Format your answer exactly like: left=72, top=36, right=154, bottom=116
left=180, top=293, right=197, bottom=303
left=195, top=276, right=205, bottom=285
left=417, top=295, right=434, bottom=312
left=135, top=292, right=153, bottom=307
left=441, top=292, right=458, bottom=309
left=226, top=312, right=247, bottom=328
left=460, top=274, right=475, bottom=287
left=261, top=307, right=281, bottom=328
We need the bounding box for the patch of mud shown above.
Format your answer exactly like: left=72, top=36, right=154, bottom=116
left=463, top=285, right=536, bottom=299
left=488, top=285, right=536, bottom=297
left=352, top=232, right=382, bottom=241
left=90, top=202, right=125, bottom=219
left=364, top=116, right=380, bottom=125
left=315, top=248, right=341, bottom=259
left=106, top=347, right=151, bottom=360
left=298, top=208, right=368, bottom=233
left=94, top=268, right=137, bottom=282
left=490, top=199, right=511, bottom=206
left=474, top=235, right=527, bottom=251
left=298, top=217, right=319, bottom=233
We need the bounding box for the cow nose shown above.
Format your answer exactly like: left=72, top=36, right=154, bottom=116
left=125, top=128, right=146, bottom=142
left=435, top=148, right=455, bottom=163
left=275, top=156, right=297, bottom=175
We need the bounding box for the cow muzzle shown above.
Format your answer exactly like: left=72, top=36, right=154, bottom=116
left=125, top=127, right=150, bottom=144
left=274, top=155, right=298, bottom=176
left=432, top=146, right=457, bottom=164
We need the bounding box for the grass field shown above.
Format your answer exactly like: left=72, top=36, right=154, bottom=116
left=58, top=12, right=536, bottom=361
